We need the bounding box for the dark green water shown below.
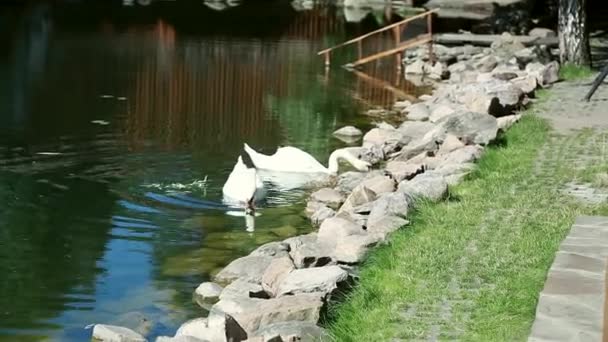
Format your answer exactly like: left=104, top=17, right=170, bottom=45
left=0, top=1, right=424, bottom=340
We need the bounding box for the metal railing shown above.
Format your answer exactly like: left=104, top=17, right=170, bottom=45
left=317, top=8, right=438, bottom=69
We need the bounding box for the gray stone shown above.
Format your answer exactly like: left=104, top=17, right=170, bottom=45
left=385, top=161, right=424, bottom=182
left=450, top=70, right=479, bottom=84
left=333, top=234, right=379, bottom=264
left=339, top=186, right=377, bottom=213
left=437, top=134, right=465, bottom=155
left=305, top=200, right=324, bottom=218
left=436, top=145, right=484, bottom=167
left=310, top=188, right=343, bottom=210
left=335, top=171, right=366, bottom=194
left=457, top=80, right=524, bottom=116
left=226, top=293, right=325, bottom=335
left=496, top=114, right=522, bottom=132
left=251, top=321, right=328, bottom=342
left=175, top=312, right=247, bottom=342
left=262, top=256, right=295, bottom=297
left=92, top=324, right=146, bottom=342
left=405, top=102, right=430, bottom=121
left=448, top=61, right=473, bottom=74
left=367, top=192, right=410, bottom=228
left=428, top=62, right=449, bottom=80
left=429, top=104, right=457, bottom=123
left=392, top=126, right=444, bottom=162
left=219, top=279, right=268, bottom=301
left=156, top=336, right=206, bottom=342
left=405, top=59, right=426, bottom=75
left=514, top=47, right=538, bottom=65
left=332, top=126, right=362, bottom=137
left=511, top=75, right=537, bottom=95
left=398, top=172, right=448, bottom=202
left=215, top=255, right=274, bottom=284
left=290, top=240, right=334, bottom=269
left=363, top=128, right=404, bottom=155
left=397, top=121, right=437, bottom=145
left=529, top=27, right=556, bottom=38
left=394, top=100, right=412, bottom=110
left=310, top=205, right=335, bottom=227
left=344, top=145, right=384, bottom=166
left=318, top=217, right=365, bottom=245
left=492, top=72, right=519, bottom=81
left=359, top=175, right=395, bottom=195
left=367, top=216, right=409, bottom=239
left=194, top=282, right=223, bottom=308
left=474, top=55, right=498, bottom=73
left=526, top=61, right=559, bottom=86
left=437, top=111, right=498, bottom=145
left=250, top=241, right=290, bottom=258
left=276, top=266, right=349, bottom=296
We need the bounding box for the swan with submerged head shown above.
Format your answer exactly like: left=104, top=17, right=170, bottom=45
left=222, top=153, right=264, bottom=215
left=243, top=143, right=370, bottom=175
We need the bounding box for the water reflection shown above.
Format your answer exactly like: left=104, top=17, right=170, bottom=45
left=0, top=2, right=426, bottom=341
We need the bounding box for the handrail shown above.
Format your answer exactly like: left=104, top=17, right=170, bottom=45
left=317, top=8, right=439, bottom=55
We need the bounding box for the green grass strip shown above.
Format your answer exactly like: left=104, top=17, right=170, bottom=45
left=326, top=102, right=608, bottom=341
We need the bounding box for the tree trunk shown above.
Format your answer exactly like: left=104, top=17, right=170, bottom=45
left=558, top=0, right=590, bottom=65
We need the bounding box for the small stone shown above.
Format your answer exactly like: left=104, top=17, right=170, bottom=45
left=437, top=134, right=466, bottom=155
left=310, top=205, right=335, bottom=227
left=214, top=255, right=274, bottom=284
left=385, top=161, right=424, bottom=182
left=360, top=175, right=395, bottom=195
left=333, top=126, right=362, bottom=137
left=276, top=266, right=349, bottom=297
left=405, top=59, right=426, bottom=74
left=397, top=121, right=437, bottom=145
left=398, top=172, right=448, bottom=202
left=429, top=104, right=457, bottom=123
left=474, top=55, right=498, bottom=73
left=529, top=27, right=556, bottom=38
left=437, top=111, right=498, bottom=146
left=310, top=188, right=344, bottom=210
left=262, top=256, right=295, bottom=297
left=363, top=128, right=404, bottom=155
left=496, top=114, right=522, bottom=132
left=220, top=279, right=268, bottom=301
left=367, top=191, right=410, bottom=228
left=250, top=241, right=290, bottom=258
left=290, top=240, right=334, bottom=269
left=318, top=217, right=365, bottom=245
left=333, top=234, right=378, bottom=264
left=193, top=282, right=223, bottom=308
left=339, top=185, right=377, bottom=213
left=251, top=321, right=329, bottom=342
left=405, top=102, right=430, bottom=121
left=511, top=74, right=537, bottom=94
left=367, top=216, right=409, bottom=239
left=92, top=324, right=146, bottom=342
left=394, top=100, right=412, bottom=110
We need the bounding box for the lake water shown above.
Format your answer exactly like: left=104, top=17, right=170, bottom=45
left=0, top=1, right=427, bottom=340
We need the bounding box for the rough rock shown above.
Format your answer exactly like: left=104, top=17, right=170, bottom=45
left=457, top=80, right=524, bottom=116
left=344, top=145, right=384, bottom=165
left=219, top=279, right=268, bottom=301
left=225, top=293, right=324, bottom=335
left=176, top=313, right=247, bottom=342
left=362, top=128, right=403, bottom=154
left=360, top=175, right=395, bottom=195
left=437, top=111, right=498, bottom=145
left=448, top=61, right=473, bottom=74
left=250, top=241, right=290, bottom=258
left=385, top=161, right=424, bottom=182
left=194, top=282, right=223, bottom=308
left=290, top=240, right=334, bottom=269
left=394, top=100, right=412, bottom=110
left=514, top=47, right=537, bottom=64
left=398, top=172, right=448, bottom=202
left=262, top=256, right=295, bottom=297
left=276, top=266, right=349, bottom=297
left=526, top=61, right=559, bottom=86
left=156, top=336, right=206, bottom=342
left=310, top=205, right=335, bottom=227
left=214, top=255, right=274, bottom=284
left=332, top=234, right=379, bottom=264
left=492, top=72, right=519, bottom=81
left=310, top=188, right=344, bottom=210
left=250, top=321, right=328, bottom=342
left=437, top=134, right=466, bottom=155
left=529, top=27, right=556, bottom=38
left=434, top=163, right=476, bottom=185
left=366, top=216, right=409, bottom=238
left=92, top=324, right=146, bottom=342
left=338, top=186, right=377, bottom=213
left=429, top=104, right=457, bottom=123
left=474, top=55, right=498, bottom=73
left=428, top=62, right=449, bottom=80
left=393, top=126, right=444, bottom=162
left=511, top=74, right=537, bottom=94
left=405, top=102, right=430, bottom=121
left=332, top=126, right=362, bottom=137
left=318, top=216, right=365, bottom=245
left=397, top=121, right=437, bottom=145
left=435, top=145, right=484, bottom=167
left=405, top=59, right=427, bottom=74
left=450, top=70, right=479, bottom=84
left=497, top=114, right=522, bottom=132
left=367, top=192, right=410, bottom=229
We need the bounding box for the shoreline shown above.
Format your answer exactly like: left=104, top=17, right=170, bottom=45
left=92, top=31, right=563, bottom=342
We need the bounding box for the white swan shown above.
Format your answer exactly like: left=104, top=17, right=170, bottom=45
left=222, top=155, right=264, bottom=214
left=243, top=143, right=370, bottom=174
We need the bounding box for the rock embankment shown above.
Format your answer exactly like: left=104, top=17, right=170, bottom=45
left=91, top=33, right=560, bottom=342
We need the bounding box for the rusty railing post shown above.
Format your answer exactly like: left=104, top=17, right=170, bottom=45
left=358, top=40, right=362, bottom=60
left=394, top=24, right=401, bottom=72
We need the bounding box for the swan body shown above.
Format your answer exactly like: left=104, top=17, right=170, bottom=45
left=243, top=143, right=370, bottom=175
left=222, top=156, right=264, bottom=212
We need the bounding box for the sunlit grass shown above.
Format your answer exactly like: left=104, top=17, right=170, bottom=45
left=326, top=93, right=608, bottom=341
left=559, top=63, right=594, bottom=81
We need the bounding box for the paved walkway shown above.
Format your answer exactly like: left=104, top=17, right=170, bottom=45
left=528, top=216, right=608, bottom=341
